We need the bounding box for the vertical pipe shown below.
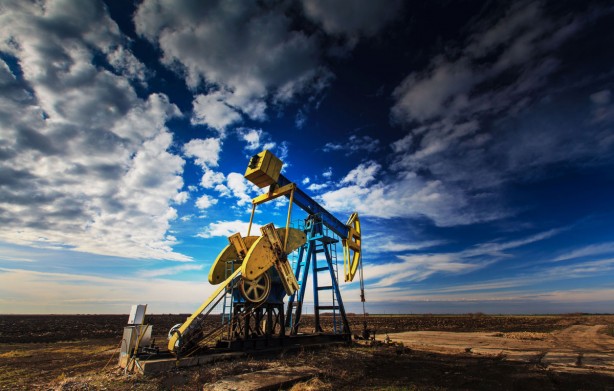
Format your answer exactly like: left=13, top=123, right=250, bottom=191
left=312, top=245, right=322, bottom=332
left=325, top=243, right=350, bottom=335
left=279, top=304, right=286, bottom=338
left=285, top=244, right=305, bottom=328
left=284, top=188, right=295, bottom=253
left=247, top=203, right=256, bottom=236
left=292, top=241, right=312, bottom=335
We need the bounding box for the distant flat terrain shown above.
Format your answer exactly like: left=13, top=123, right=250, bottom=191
left=0, top=313, right=587, bottom=343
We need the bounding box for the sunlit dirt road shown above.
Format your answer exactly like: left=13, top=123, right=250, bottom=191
left=386, top=324, right=614, bottom=374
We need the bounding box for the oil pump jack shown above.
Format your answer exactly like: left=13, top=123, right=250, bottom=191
left=119, top=151, right=364, bottom=364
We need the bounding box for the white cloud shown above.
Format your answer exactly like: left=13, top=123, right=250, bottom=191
left=200, top=169, right=226, bottom=189
left=307, top=183, right=328, bottom=192
left=191, top=91, right=242, bottom=134
left=225, top=172, right=259, bottom=206
left=302, top=177, right=311, bottom=185
left=262, top=142, right=277, bottom=150
left=183, top=138, right=222, bottom=168
left=214, top=183, right=231, bottom=198
left=240, top=128, right=262, bottom=150
left=197, top=220, right=263, bottom=239
left=367, top=237, right=447, bottom=253
left=366, top=253, right=482, bottom=287
left=195, top=194, right=218, bottom=210
left=551, top=241, right=614, bottom=262
left=107, top=46, right=149, bottom=84
left=112, top=93, right=182, bottom=143
left=238, top=128, right=276, bottom=152
left=173, top=191, right=189, bottom=204
left=462, top=229, right=562, bottom=258
left=277, top=141, right=290, bottom=166
left=340, top=161, right=380, bottom=187
left=320, top=169, right=506, bottom=225
left=0, top=1, right=188, bottom=261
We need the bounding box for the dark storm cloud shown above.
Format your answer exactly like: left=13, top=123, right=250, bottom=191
left=0, top=188, right=61, bottom=206
left=0, top=147, right=17, bottom=161
left=0, top=57, right=33, bottom=103
left=388, top=1, right=614, bottom=204
left=90, top=163, right=125, bottom=180
left=320, top=1, right=614, bottom=226
left=16, top=126, right=59, bottom=154
left=0, top=167, right=35, bottom=187
left=134, top=0, right=328, bottom=130
left=133, top=0, right=404, bottom=133
left=302, top=0, right=403, bottom=47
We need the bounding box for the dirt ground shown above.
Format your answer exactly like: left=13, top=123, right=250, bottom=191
left=1, top=314, right=613, bottom=390
left=386, top=324, right=614, bottom=375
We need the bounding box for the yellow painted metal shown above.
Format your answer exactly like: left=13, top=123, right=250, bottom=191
left=261, top=224, right=299, bottom=296
left=239, top=272, right=271, bottom=303
left=244, top=150, right=283, bottom=188
left=247, top=203, right=256, bottom=236
left=241, top=235, right=275, bottom=280
left=208, top=236, right=259, bottom=285
left=284, top=188, right=295, bottom=253
left=168, top=268, right=241, bottom=353
left=228, top=232, right=248, bottom=259
left=275, top=256, right=299, bottom=296
left=241, top=227, right=306, bottom=281
left=252, top=183, right=295, bottom=206
left=343, top=212, right=361, bottom=282
left=278, top=227, right=306, bottom=253
left=262, top=224, right=283, bottom=254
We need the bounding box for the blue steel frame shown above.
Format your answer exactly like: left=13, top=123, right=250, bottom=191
left=285, top=215, right=350, bottom=336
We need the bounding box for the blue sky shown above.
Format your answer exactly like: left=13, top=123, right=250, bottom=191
left=1, top=0, right=614, bottom=314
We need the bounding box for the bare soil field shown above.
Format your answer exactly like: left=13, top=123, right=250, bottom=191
left=1, top=314, right=613, bottom=390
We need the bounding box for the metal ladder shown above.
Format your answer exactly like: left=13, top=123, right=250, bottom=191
left=313, top=230, right=340, bottom=333
left=221, top=260, right=235, bottom=326
left=285, top=215, right=350, bottom=336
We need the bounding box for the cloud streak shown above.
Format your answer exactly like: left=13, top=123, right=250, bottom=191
left=0, top=267, right=212, bottom=314
left=363, top=228, right=562, bottom=287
